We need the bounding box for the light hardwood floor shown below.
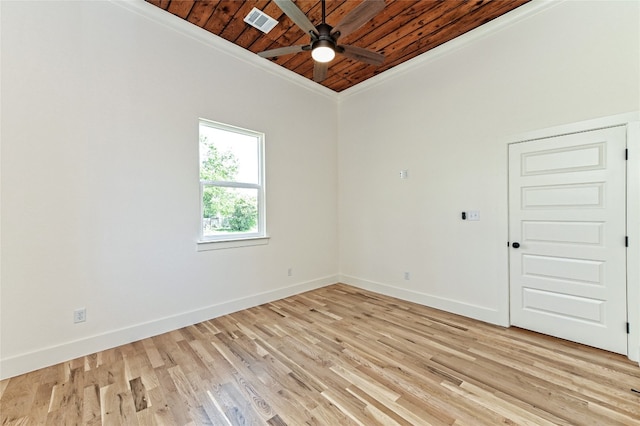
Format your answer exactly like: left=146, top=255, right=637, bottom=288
left=1, top=283, right=640, bottom=425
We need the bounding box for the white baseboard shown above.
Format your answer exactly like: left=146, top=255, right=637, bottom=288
left=340, top=274, right=507, bottom=327
left=0, top=276, right=337, bottom=380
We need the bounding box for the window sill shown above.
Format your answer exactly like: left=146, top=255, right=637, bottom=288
left=197, top=236, right=270, bottom=251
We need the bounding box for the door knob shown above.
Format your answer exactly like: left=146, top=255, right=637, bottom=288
left=512, top=242, right=520, bottom=248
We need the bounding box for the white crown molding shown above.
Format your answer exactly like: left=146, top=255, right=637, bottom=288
left=111, top=0, right=338, bottom=101
left=337, top=0, right=562, bottom=101
left=113, top=0, right=562, bottom=102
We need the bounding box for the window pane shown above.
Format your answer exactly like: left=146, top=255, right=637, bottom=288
left=202, top=186, right=259, bottom=237
left=199, top=125, right=259, bottom=184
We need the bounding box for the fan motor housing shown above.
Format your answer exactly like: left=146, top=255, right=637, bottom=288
left=313, top=23, right=337, bottom=46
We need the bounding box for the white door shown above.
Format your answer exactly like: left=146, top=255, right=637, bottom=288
left=509, top=126, right=627, bottom=354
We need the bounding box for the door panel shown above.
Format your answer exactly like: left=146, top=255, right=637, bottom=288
left=522, top=183, right=604, bottom=209
left=509, top=126, right=627, bottom=354
left=522, top=254, right=603, bottom=285
left=521, top=288, right=604, bottom=323
left=522, top=221, right=604, bottom=245
left=521, top=143, right=605, bottom=175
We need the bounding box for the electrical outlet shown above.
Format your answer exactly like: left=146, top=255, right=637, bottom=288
left=73, top=308, right=86, bottom=323
left=287, top=268, right=293, bottom=277
left=404, top=272, right=410, bottom=280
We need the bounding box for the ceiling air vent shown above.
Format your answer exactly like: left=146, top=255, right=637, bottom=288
left=244, top=8, right=278, bottom=34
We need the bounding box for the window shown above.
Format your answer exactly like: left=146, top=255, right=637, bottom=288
left=199, top=119, right=266, bottom=245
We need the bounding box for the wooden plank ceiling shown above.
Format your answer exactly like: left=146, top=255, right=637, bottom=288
left=147, top=1, right=530, bottom=92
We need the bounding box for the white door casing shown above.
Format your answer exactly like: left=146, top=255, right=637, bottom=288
left=509, top=126, right=627, bottom=355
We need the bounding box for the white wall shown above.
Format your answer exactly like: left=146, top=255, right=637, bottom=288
left=2, top=0, right=639, bottom=380
left=0, top=0, right=338, bottom=379
left=338, top=0, right=639, bottom=328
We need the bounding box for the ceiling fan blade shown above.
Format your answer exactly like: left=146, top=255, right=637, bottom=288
left=331, top=0, right=385, bottom=39
left=313, top=61, right=328, bottom=82
left=274, top=0, right=318, bottom=36
left=258, top=45, right=308, bottom=58
left=339, top=45, right=385, bottom=66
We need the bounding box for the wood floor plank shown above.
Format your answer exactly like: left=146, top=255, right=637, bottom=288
left=82, top=383, right=102, bottom=425
left=198, top=385, right=234, bottom=425
left=153, top=365, right=192, bottom=425
left=99, top=384, right=138, bottom=426
left=345, top=384, right=418, bottom=426
left=145, top=385, right=177, bottom=425
left=2, top=283, right=640, bottom=425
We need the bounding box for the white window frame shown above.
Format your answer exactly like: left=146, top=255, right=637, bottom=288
left=197, top=119, right=267, bottom=250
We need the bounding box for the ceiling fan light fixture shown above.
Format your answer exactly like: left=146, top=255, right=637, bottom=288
left=257, top=0, right=386, bottom=83
left=311, top=40, right=335, bottom=63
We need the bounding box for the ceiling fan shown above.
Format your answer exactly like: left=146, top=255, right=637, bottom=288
left=258, top=0, right=386, bottom=83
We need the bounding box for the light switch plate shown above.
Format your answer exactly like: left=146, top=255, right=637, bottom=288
left=467, top=210, right=480, bottom=221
